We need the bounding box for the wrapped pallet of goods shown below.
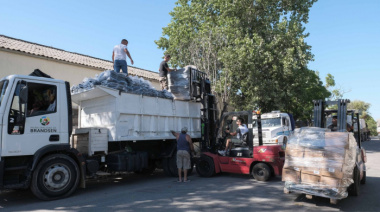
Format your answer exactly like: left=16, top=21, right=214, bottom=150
left=71, top=70, right=173, bottom=99
left=168, top=65, right=198, bottom=100
left=282, top=127, right=357, bottom=201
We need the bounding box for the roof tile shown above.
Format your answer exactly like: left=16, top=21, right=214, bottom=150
left=0, top=35, right=159, bottom=80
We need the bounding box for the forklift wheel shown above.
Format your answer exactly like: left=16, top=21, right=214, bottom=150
left=252, top=163, right=271, bottom=181
left=196, top=155, right=215, bottom=177
left=360, top=171, right=366, bottom=185
left=348, top=166, right=360, bottom=196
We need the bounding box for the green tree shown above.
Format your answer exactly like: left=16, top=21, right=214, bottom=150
left=325, top=73, right=349, bottom=100
left=348, top=100, right=378, bottom=135
left=156, top=0, right=329, bottom=119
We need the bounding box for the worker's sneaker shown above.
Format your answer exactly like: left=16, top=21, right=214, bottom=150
left=218, top=150, right=226, bottom=156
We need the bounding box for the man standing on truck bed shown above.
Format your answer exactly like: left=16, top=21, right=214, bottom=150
left=112, top=39, right=134, bottom=74
left=171, top=127, right=195, bottom=182
left=159, top=54, right=176, bottom=90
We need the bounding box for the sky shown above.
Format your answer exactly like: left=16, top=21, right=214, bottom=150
left=1, top=0, right=379, bottom=121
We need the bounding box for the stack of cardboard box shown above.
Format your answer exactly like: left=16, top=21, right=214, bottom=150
left=282, top=130, right=356, bottom=199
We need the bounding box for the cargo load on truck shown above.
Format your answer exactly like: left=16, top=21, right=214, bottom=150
left=282, top=127, right=357, bottom=200
left=168, top=65, right=200, bottom=101
left=71, top=70, right=173, bottom=99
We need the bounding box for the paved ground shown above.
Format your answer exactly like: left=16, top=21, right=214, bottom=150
left=1, top=137, right=379, bottom=211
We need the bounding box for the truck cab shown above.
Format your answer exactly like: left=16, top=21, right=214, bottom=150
left=0, top=74, right=81, bottom=200
left=0, top=75, right=71, bottom=156
left=252, top=111, right=295, bottom=146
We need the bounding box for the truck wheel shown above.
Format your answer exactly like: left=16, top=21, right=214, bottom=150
left=252, top=163, right=271, bottom=181
left=348, top=166, right=360, bottom=196
left=31, top=154, right=80, bottom=200
left=162, top=157, right=175, bottom=177
left=163, top=153, right=194, bottom=177
left=196, top=155, right=215, bottom=177
left=360, top=171, right=366, bottom=184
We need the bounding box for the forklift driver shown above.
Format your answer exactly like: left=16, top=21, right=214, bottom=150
left=327, top=115, right=353, bottom=132
left=218, top=117, right=248, bottom=156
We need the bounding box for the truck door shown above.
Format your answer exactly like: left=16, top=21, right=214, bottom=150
left=282, top=116, right=290, bottom=135
left=2, top=80, right=61, bottom=156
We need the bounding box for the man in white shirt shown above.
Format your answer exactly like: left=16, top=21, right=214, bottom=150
left=218, top=117, right=248, bottom=156
left=112, top=39, right=134, bottom=74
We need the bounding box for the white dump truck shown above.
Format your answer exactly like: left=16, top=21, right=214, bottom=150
left=252, top=111, right=295, bottom=146
left=0, top=69, right=207, bottom=200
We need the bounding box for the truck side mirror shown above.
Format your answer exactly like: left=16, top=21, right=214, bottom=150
left=19, top=86, right=28, bottom=104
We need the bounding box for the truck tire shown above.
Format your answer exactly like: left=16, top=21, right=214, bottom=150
left=252, top=163, right=271, bottom=181
left=163, top=153, right=194, bottom=177
left=348, top=166, right=360, bottom=196
left=31, top=154, right=80, bottom=200
left=196, top=155, right=215, bottom=177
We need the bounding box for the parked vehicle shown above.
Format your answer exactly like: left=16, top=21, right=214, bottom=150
left=0, top=69, right=206, bottom=200
left=252, top=111, right=295, bottom=147
left=349, top=118, right=370, bottom=141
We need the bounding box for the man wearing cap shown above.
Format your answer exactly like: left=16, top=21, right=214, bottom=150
left=219, top=117, right=248, bottom=156
left=159, top=54, right=177, bottom=90
left=112, top=39, right=134, bottom=74
left=171, top=127, right=195, bottom=182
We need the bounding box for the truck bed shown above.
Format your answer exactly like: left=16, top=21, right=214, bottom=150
left=71, top=86, right=201, bottom=142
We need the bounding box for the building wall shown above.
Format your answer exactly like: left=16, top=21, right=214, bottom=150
left=1, top=50, right=162, bottom=129
left=0, top=50, right=160, bottom=89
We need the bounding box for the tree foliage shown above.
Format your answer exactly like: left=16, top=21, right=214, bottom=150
left=348, top=100, right=378, bottom=135
left=156, top=0, right=330, bottom=120
left=325, top=73, right=350, bottom=100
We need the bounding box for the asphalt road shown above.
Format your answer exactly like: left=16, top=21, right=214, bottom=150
left=1, top=137, right=380, bottom=212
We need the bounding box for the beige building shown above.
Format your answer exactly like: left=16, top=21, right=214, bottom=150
left=0, top=35, right=162, bottom=127
left=0, top=35, right=160, bottom=88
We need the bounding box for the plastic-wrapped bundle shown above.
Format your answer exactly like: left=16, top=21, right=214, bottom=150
left=168, top=65, right=196, bottom=100
left=283, top=128, right=357, bottom=200
left=288, top=127, right=326, bottom=149
left=71, top=70, right=173, bottom=99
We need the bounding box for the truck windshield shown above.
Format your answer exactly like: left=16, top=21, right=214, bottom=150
left=0, top=80, right=9, bottom=106
left=253, top=117, right=282, bottom=128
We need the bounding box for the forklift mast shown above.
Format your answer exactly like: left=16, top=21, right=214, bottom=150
left=313, top=99, right=362, bottom=146
left=313, top=99, right=350, bottom=131
left=188, top=68, right=217, bottom=151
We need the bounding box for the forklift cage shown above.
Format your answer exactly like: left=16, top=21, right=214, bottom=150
left=313, top=99, right=362, bottom=147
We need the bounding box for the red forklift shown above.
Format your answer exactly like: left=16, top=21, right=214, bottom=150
left=192, top=70, right=285, bottom=181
